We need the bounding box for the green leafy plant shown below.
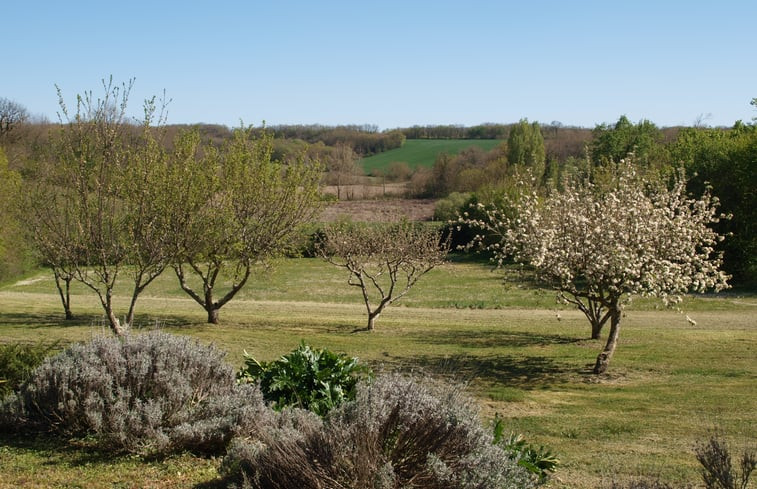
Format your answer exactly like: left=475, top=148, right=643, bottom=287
left=493, top=413, right=559, bottom=482
left=237, top=341, right=369, bottom=416
left=0, top=341, right=60, bottom=397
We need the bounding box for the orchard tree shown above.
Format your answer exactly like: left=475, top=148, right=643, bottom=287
left=318, top=220, right=449, bottom=331
left=26, top=78, right=173, bottom=335
left=465, top=159, right=729, bottom=374
left=172, top=126, right=322, bottom=324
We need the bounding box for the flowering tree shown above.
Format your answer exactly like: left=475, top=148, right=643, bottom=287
left=318, top=220, right=449, bottom=331
left=464, top=160, right=729, bottom=373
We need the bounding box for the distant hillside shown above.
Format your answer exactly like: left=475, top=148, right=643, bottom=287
left=359, top=139, right=503, bottom=175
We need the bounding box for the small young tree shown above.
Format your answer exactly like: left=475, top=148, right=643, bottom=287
left=318, top=220, right=449, bottom=331
left=465, top=160, right=729, bottom=374
left=25, top=78, right=173, bottom=335
left=172, top=127, right=322, bottom=324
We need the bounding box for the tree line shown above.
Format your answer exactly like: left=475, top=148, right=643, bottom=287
left=419, top=115, right=755, bottom=287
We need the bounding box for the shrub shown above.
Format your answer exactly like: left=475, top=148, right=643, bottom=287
left=695, top=433, right=755, bottom=489
left=0, top=340, right=59, bottom=397
left=238, top=341, right=368, bottom=416
left=492, top=414, right=559, bottom=482
left=1, top=331, right=268, bottom=456
left=221, top=373, right=538, bottom=489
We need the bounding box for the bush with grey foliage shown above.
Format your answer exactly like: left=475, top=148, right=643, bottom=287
left=0, top=331, right=268, bottom=456
left=221, top=373, right=537, bottom=489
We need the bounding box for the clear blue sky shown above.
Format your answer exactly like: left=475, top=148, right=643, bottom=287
left=3, top=0, right=755, bottom=129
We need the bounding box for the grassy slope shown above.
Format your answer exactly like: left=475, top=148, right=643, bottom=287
left=359, top=139, right=503, bottom=174
left=1, top=260, right=755, bottom=488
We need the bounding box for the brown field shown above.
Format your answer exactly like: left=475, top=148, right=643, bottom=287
left=319, top=196, right=437, bottom=222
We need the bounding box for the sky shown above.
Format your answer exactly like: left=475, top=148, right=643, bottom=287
left=3, top=0, right=756, bottom=130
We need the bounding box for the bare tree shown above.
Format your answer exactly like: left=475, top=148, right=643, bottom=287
left=325, top=143, right=361, bottom=200
left=318, top=220, right=449, bottom=331
left=0, top=97, right=29, bottom=140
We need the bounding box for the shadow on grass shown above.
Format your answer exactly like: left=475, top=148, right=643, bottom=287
left=0, top=432, right=128, bottom=466
left=379, top=353, right=574, bottom=389
left=415, top=328, right=584, bottom=349
left=1, top=432, right=230, bottom=487
left=0, top=311, right=198, bottom=331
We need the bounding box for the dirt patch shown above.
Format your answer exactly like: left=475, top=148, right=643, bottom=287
left=319, top=199, right=438, bottom=222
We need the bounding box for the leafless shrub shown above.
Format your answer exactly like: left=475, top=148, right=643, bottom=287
left=695, top=433, right=756, bottom=489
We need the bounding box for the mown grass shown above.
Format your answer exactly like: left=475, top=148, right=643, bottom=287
left=359, top=139, right=503, bottom=174
left=1, top=259, right=755, bottom=488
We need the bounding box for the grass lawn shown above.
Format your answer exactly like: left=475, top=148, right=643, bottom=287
left=1, top=258, right=755, bottom=488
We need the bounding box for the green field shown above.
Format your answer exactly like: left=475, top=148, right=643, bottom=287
left=360, top=139, right=503, bottom=174
left=1, top=259, right=755, bottom=488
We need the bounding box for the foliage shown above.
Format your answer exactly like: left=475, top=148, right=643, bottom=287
left=492, top=413, right=559, bottom=482
left=171, top=125, right=323, bottom=324
left=591, top=115, right=664, bottom=166
left=0, top=341, right=59, bottom=397
left=694, top=433, right=755, bottom=489
left=464, top=159, right=730, bottom=373
left=433, top=191, right=472, bottom=222
left=221, top=373, right=537, bottom=489
left=318, top=219, right=450, bottom=330
left=507, top=118, right=546, bottom=178
left=268, top=124, right=405, bottom=156
left=0, top=331, right=267, bottom=456
left=671, top=123, right=757, bottom=286
left=0, top=148, right=34, bottom=282
left=237, top=341, right=368, bottom=416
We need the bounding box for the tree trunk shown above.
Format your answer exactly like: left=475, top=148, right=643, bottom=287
left=593, top=304, right=622, bottom=374
left=367, top=313, right=378, bottom=331
left=107, top=308, right=127, bottom=337
left=53, top=270, right=74, bottom=320
left=591, top=321, right=602, bottom=340
left=207, top=307, right=220, bottom=324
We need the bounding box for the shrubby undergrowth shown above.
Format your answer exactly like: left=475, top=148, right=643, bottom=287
left=221, top=373, right=538, bottom=489
left=0, top=331, right=267, bottom=455
left=0, top=334, right=545, bottom=487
